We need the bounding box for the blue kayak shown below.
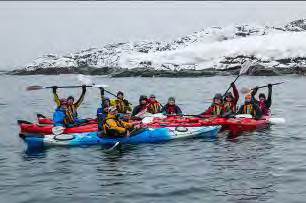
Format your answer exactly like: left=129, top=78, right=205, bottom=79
left=21, top=126, right=221, bottom=147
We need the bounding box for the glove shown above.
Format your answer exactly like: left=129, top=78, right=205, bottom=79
left=123, top=99, right=129, bottom=106
left=82, top=85, right=86, bottom=90
left=230, top=82, right=235, bottom=87
left=253, top=86, right=259, bottom=91
left=52, top=86, right=58, bottom=92
left=268, top=84, right=272, bottom=88
left=99, top=87, right=105, bottom=95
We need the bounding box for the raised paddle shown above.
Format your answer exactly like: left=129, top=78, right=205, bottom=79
left=240, top=82, right=284, bottom=94
left=26, top=85, right=93, bottom=91
left=223, top=59, right=254, bottom=97
left=77, top=74, right=133, bottom=106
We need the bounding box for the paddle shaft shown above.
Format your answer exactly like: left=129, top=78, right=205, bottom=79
left=252, top=82, right=284, bottom=90
left=223, top=74, right=240, bottom=97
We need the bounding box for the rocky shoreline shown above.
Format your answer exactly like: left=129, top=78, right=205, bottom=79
left=6, top=64, right=306, bottom=77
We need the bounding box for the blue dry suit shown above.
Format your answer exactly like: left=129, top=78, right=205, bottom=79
left=53, top=107, right=66, bottom=127
left=53, top=107, right=87, bottom=127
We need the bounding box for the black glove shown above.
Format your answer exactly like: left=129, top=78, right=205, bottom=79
left=99, top=87, right=105, bottom=95
left=268, top=83, right=272, bottom=89
left=82, top=85, right=86, bottom=90
left=230, top=82, right=235, bottom=87
left=52, top=86, right=58, bottom=92
left=253, top=86, right=259, bottom=91
left=123, top=99, right=129, bottom=105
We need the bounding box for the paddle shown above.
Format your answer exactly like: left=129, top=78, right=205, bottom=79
left=77, top=74, right=133, bottom=106
left=223, top=59, right=254, bottom=97
left=26, top=85, right=93, bottom=91
left=240, top=82, right=284, bottom=94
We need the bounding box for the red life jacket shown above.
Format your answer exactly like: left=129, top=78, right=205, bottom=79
left=259, top=101, right=270, bottom=116
left=147, top=101, right=161, bottom=114
left=166, top=105, right=177, bottom=114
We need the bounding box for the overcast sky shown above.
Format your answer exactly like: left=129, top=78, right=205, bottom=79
left=1, top=1, right=306, bottom=70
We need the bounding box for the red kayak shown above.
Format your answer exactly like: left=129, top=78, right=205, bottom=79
left=145, top=116, right=270, bottom=136
left=36, top=114, right=97, bottom=125
left=18, top=120, right=98, bottom=135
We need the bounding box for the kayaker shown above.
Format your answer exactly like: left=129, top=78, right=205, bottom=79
left=110, top=91, right=133, bottom=114
left=251, top=84, right=272, bottom=116
left=237, top=93, right=262, bottom=119
left=102, top=107, right=139, bottom=137
left=97, top=95, right=111, bottom=131
left=223, top=82, right=239, bottom=117
left=52, top=85, right=87, bottom=122
left=132, top=95, right=149, bottom=117
left=53, top=99, right=69, bottom=127
left=200, top=93, right=226, bottom=118
left=161, top=97, right=182, bottom=115
left=147, top=94, right=162, bottom=114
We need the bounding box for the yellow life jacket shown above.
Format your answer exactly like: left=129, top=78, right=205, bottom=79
left=243, top=104, right=256, bottom=117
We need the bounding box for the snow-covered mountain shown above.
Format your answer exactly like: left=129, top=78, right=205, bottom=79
left=10, top=19, right=306, bottom=76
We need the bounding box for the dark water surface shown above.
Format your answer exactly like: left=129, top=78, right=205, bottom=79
left=0, top=74, right=305, bottom=203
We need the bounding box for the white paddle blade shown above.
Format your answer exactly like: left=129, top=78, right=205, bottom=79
left=269, top=118, right=286, bottom=124
left=239, top=59, right=253, bottom=75
left=241, top=87, right=251, bottom=94
left=77, top=74, right=93, bottom=85
left=93, top=84, right=109, bottom=88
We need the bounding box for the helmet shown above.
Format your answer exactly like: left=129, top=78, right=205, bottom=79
left=213, top=93, right=223, bottom=100
left=224, top=92, right=233, bottom=99
left=67, top=96, right=74, bottom=101
left=139, top=95, right=148, bottom=102
left=259, top=93, right=266, bottom=99
left=117, top=91, right=124, bottom=97
left=168, top=97, right=175, bottom=102
left=245, top=93, right=252, bottom=99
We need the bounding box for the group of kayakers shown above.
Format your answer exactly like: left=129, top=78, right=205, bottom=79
left=51, top=82, right=273, bottom=137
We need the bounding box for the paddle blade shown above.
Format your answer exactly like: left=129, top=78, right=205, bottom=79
left=239, top=59, right=253, bottom=75
left=77, top=74, right=92, bottom=85
left=240, top=87, right=251, bottom=94
left=26, top=85, right=44, bottom=91
left=269, top=118, right=286, bottom=124
left=93, top=84, right=109, bottom=88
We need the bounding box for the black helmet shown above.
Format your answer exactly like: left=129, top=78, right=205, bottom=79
left=224, top=92, right=233, bottom=99
left=259, top=93, right=266, bottom=99
left=67, top=96, right=74, bottom=101
left=117, top=91, right=124, bottom=97
left=213, top=93, right=223, bottom=100
left=168, top=97, right=175, bottom=102
left=139, top=95, right=147, bottom=102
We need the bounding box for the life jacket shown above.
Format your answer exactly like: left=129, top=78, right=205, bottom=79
left=166, top=105, right=177, bottom=114
left=259, top=101, right=270, bottom=116
left=242, top=103, right=256, bottom=117
left=213, top=104, right=224, bottom=116
left=224, top=101, right=236, bottom=113
left=147, top=101, right=161, bottom=114
left=114, top=99, right=128, bottom=114
left=65, top=105, right=76, bottom=124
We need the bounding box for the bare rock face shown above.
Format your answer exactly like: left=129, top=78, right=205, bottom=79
left=8, top=19, right=306, bottom=77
